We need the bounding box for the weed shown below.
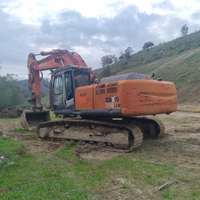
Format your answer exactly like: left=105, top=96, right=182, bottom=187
left=14, top=126, right=33, bottom=133
left=123, top=183, right=130, bottom=189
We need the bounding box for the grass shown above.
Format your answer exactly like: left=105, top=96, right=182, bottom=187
left=0, top=118, right=20, bottom=122
left=14, top=126, right=34, bottom=133
left=0, top=110, right=58, bottom=123
left=0, top=138, right=23, bottom=170
left=1, top=137, right=200, bottom=199
left=50, top=110, right=59, bottom=121
left=49, top=110, right=81, bottom=121
left=163, top=117, right=188, bottom=125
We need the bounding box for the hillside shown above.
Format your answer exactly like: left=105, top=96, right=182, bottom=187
left=93, top=31, right=200, bottom=104
left=117, top=48, right=200, bottom=104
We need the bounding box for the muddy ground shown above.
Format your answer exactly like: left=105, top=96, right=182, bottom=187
left=1, top=107, right=200, bottom=199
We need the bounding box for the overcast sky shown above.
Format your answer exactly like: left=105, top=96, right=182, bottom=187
left=0, top=0, right=200, bottom=79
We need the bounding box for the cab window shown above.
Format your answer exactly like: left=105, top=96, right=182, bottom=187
left=54, top=76, right=63, bottom=94
left=74, top=71, right=90, bottom=87
left=65, top=71, right=73, bottom=100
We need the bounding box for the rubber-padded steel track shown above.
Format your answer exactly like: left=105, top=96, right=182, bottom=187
left=128, top=117, right=165, bottom=139
left=36, top=119, right=143, bottom=152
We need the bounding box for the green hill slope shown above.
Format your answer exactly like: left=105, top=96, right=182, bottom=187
left=93, top=31, right=200, bottom=104
left=18, top=31, right=200, bottom=107
left=121, top=48, right=200, bottom=104
left=118, top=48, right=200, bottom=87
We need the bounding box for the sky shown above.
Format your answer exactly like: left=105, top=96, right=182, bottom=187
left=0, top=0, right=200, bottom=79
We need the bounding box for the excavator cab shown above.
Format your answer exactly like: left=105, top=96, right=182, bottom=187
left=50, top=65, right=91, bottom=113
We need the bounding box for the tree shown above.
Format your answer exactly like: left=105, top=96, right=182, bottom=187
left=181, top=24, right=188, bottom=37
left=124, top=47, right=133, bottom=58
left=119, top=52, right=126, bottom=60
left=101, top=55, right=118, bottom=67
left=0, top=74, right=22, bottom=111
left=142, top=41, right=154, bottom=49
left=101, top=65, right=111, bottom=77
left=113, top=56, right=118, bottom=63
left=119, top=47, right=134, bottom=59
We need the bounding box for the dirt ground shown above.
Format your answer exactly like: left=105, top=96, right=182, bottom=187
left=1, top=107, right=200, bottom=161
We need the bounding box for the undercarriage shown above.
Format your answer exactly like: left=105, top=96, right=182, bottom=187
left=34, top=117, right=165, bottom=152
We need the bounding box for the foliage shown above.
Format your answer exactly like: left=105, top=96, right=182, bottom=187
left=119, top=52, right=126, bottom=60
left=181, top=24, right=188, bottom=37
left=0, top=74, right=22, bottom=112
left=19, top=94, right=50, bottom=110
left=102, top=65, right=111, bottom=77
left=119, top=47, right=134, bottom=59
left=124, top=47, right=134, bottom=58
left=0, top=73, right=50, bottom=111
left=18, top=78, right=49, bottom=103
left=143, top=41, right=154, bottom=49
left=101, top=55, right=118, bottom=67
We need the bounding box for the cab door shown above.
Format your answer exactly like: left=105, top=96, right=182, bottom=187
left=64, top=71, right=74, bottom=109
left=52, top=74, right=65, bottom=110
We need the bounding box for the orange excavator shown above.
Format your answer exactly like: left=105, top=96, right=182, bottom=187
left=20, top=49, right=177, bottom=152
